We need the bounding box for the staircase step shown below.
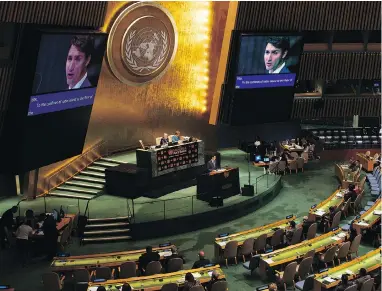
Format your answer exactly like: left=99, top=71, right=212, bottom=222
left=88, top=216, right=130, bottom=223
left=82, top=235, right=132, bottom=243
left=49, top=191, right=94, bottom=200
left=81, top=170, right=105, bottom=178
left=66, top=181, right=104, bottom=190
left=56, top=186, right=99, bottom=195
left=84, top=228, right=130, bottom=236
left=93, top=161, right=120, bottom=168
left=73, top=176, right=105, bottom=184
left=87, top=166, right=107, bottom=172
left=85, top=222, right=129, bottom=229
left=100, top=158, right=125, bottom=164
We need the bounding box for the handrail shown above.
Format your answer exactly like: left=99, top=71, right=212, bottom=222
left=39, top=139, right=106, bottom=197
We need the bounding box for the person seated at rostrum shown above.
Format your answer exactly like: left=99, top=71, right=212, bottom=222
left=138, top=246, right=160, bottom=274
left=206, top=270, right=226, bottom=291
left=192, top=250, right=211, bottom=268
left=172, top=130, right=181, bottom=143
left=160, top=133, right=169, bottom=146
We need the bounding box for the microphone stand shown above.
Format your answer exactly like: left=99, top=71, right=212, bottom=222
left=247, top=152, right=251, bottom=185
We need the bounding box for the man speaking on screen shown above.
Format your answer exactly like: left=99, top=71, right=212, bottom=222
left=264, top=36, right=290, bottom=74
left=66, top=36, right=94, bottom=89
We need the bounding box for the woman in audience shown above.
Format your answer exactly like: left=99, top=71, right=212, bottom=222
left=96, top=287, right=106, bottom=291
left=15, top=219, right=34, bottom=267
left=344, top=184, right=358, bottom=202
left=183, top=272, right=201, bottom=291
left=121, top=283, right=132, bottom=291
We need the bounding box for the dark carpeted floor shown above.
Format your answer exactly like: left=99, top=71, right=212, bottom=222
left=0, top=161, right=375, bottom=291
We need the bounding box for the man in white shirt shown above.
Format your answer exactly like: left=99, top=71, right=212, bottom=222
left=264, top=36, right=291, bottom=74
left=66, top=35, right=93, bottom=90
left=15, top=220, right=33, bottom=266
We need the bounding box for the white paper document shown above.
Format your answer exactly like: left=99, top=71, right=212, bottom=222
left=192, top=272, right=202, bottom=278
left=357, top=221, right=369, bottom=226
left=264, top=258, right=274, bottom=264
left=159, top=251, right=172, bottom=257
left=315, top=209, right=326, bottom=216
left=324, top=277, right=336, bottom=283
left=217, top=241, right=226, bottom=247
left=332, top=236, right=341, bottom=241
left=373, top=210, right=382, bottom=215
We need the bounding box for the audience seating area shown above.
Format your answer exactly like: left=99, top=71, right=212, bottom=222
left=36, top=162, right=381, bottom=291
left=310, top=127, right=381, bottom=150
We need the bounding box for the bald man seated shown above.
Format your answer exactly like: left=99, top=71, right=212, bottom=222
left=206, top=270, right=226, bottom=291
left=192, top=251, right=211, bottom=269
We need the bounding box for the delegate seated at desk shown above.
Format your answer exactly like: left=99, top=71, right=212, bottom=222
left=207, top=156, right=218, bottom=172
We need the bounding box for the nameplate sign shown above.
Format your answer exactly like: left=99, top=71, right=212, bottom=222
left=156, top=142, right=199, bottom=172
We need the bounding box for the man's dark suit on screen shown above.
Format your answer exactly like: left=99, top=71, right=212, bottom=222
left=80, top=77, right=92, bottom=88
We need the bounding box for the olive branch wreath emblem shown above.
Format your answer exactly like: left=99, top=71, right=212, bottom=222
left=125, top=30, right=168, bottom=73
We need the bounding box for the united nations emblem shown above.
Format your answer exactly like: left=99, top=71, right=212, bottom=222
left=107, top=3, right=178, bottom=86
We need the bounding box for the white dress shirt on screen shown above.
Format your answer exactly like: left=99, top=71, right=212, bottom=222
left=69, top=72, right=88, bottom=90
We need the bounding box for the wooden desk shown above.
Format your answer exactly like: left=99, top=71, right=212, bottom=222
left=313, top=248, right=381, bottom=291
left=196, top=167, right=240, bottom=201
left=352, top=199, right=381, bottom=235
left=334, top=164, right=358, bottom=189
left=51, top=245, right=176, bottom=272
left=31, top=214, right=75, bottom=239
left=214, top=216, right=297, bottom=259
left=357, top=153, right=375, bottom=172
left=309, top=189, right=346, bottom=220
left=87, top=265, right=225, bottom=291
left=259, top=229, right=348, bottom=275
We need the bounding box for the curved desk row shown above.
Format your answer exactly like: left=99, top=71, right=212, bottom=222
left=214, top=215, right=297, bottom=258
left=87, top=265, right=224, bottom=291
left=51, top=245, right=176, bottom=272
left=259, top=229, right=348, bottom=272
left=352, top=199, right=381, bottom=235
left=313, top=248, right=381, bottom=291
left=309, top=189, right=346, bottom=220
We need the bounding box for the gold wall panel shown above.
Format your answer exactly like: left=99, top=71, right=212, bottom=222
left=84, top=1, right=230, bottom=151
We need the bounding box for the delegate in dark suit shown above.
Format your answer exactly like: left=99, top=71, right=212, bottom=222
left=138, top=246, right=160, bottom=273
